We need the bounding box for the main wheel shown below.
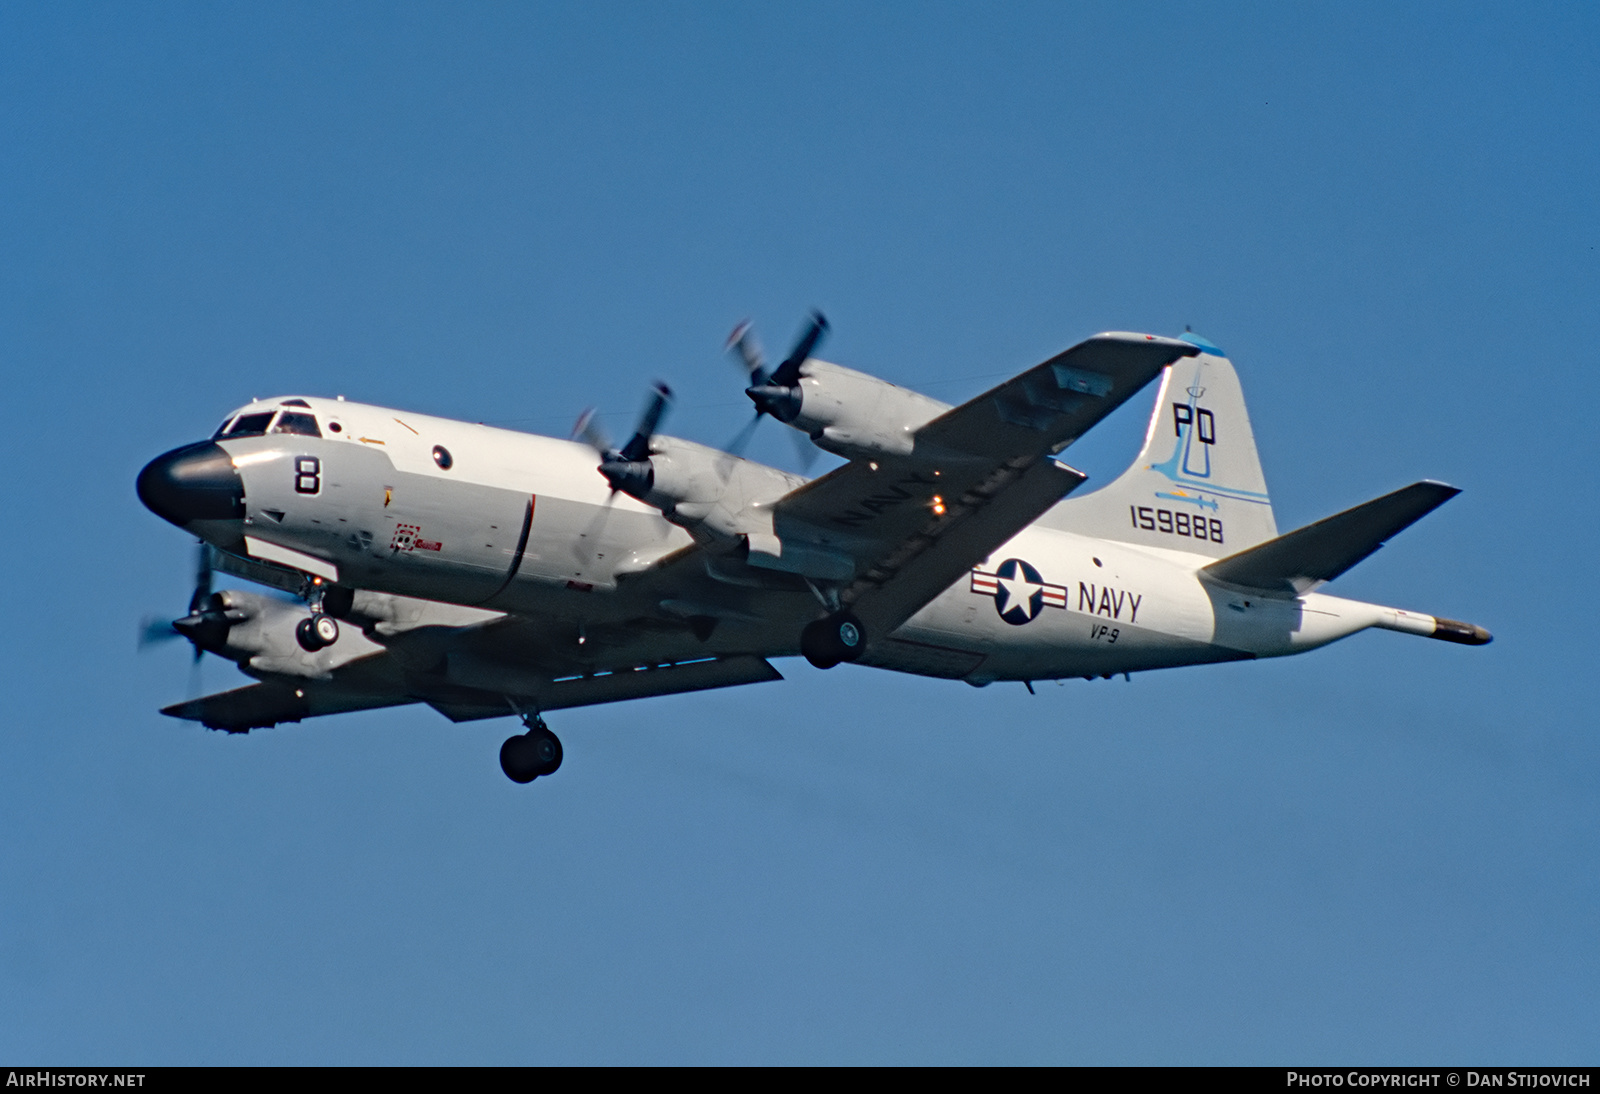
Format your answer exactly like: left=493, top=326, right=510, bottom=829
left=800, top=612, right=866, bottom=669
left=500, top=733, right=540, bottom=783
left=297, top=613, right=339, bottom=651
left=499, top=728, right=563, bottom=783
left=311, top=613, right=339, bottom=645
left=528, top=728, right=562, bottom=776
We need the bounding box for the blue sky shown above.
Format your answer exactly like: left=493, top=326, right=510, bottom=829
left=3, top=2, right=1596, bottom=1063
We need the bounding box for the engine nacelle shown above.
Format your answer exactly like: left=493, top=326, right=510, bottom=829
left=630, top=436, right=804, bottom=545
left=181, top=588, right=382, bottom=679
left=786, top=360, right=952, bottom=461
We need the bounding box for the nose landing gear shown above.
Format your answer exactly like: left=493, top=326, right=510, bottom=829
left=500, top=715, right=563, bottom=783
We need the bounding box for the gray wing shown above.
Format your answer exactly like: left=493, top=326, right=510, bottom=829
left=424, top=653, right=782, bottom=722
left=162, top=682, right=413, bottom=732
left=774, top=332, right=1199, bottom=634
left=160, top=590, right=784, bottom=732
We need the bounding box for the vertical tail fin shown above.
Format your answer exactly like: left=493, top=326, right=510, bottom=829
left=1051, top=334, right=1277, bottom=558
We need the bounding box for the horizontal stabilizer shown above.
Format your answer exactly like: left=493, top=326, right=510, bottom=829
left=1202, top=481, right=1460, bottom=594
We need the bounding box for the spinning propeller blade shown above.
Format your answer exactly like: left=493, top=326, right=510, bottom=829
left=788, top=426, right=819, bottom=471
left=726, top=320, right=767, bottom=387
left=138, top=616, right=182, bottom=649
left=726, top=311, right=828, bottom=468
left=138, top=540, right=229, bottom=692
left=570, top=383, right=674, bottom=555
left=596, top=383, right=672, bottom=497
left=768, top=310, right=828, bottom=389
left=721, top=413, right=762, bottom=460
left=187, top=542, right=213, bottom=662
left=618, top=382, right=672, bottom=463
left=570, top=407, right=611, bottom=455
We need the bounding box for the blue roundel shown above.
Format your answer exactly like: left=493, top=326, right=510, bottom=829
left=993, top=558, right=1045, bottom=625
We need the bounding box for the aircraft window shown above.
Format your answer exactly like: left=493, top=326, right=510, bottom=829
left=271, top=411, right=323, bottom=437
left=281, top=398, right=311, bottom=408
left=432, top=445, right=453, bottom=470
left=223, top=412, right=275, bottom=437
left=212, top=419, right=234, bottom=438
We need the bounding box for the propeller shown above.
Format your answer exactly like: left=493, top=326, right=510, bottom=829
left=566, top=383, right=674, bottom=562
left=724, top=311, right=827, bottom=469
left=137, top=542, right=243, bottom=665
left=582, top=382, right=673, bottom=500
left=138, top=541, right=210, bottom=652
left=137, top=541, right=237, bottom=697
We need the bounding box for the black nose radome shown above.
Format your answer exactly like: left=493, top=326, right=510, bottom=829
left=137, top=441, right=245, bottom=526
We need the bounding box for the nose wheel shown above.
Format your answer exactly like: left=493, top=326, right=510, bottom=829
left=500, top=716, right=563, bottom=783
left=800, top=611, right=866, bottom=669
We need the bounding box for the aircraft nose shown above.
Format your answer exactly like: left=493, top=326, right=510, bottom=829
left=136, top=441, right=246, bottom=527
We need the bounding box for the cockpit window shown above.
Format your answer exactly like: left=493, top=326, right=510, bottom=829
left=271, top=411, right=322, bottom=437
left=222, top=412, right=275, bottom=438
left=280, top=398, right=311, bottom=408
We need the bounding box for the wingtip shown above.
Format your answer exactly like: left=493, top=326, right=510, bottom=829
left=1089, top=331, right=1204, bottom=358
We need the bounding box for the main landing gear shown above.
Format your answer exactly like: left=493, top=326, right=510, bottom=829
left=500, top=715, right=563, bottom=784
left=295, top=583, right=354, bottom=652
left=800, top=611, right=866, bottom=670
left=295, top=612, right=339, bottom=651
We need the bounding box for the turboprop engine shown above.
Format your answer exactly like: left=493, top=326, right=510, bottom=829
left=624, top=435, right=804, bottom=542
left=182, top=588, right=368, bottom=677
left=731, top=312, right=953, bottom=463
left=765, top=358, right=952, bottom=462
left=147, top=582, right=388, bottom=680
left=582, top=384, right=804, bottom=547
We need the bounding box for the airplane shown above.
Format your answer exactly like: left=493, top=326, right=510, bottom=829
left=135, top=318, right=1491, bottom=783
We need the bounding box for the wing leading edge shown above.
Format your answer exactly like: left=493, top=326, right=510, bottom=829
left=163, top=654, right=784, bottom=732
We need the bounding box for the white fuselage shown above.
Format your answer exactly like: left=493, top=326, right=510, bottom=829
left=211, top=395, right=1394, bottom=685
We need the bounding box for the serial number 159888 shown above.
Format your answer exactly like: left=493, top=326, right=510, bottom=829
left=1130, top=505, right=1224, bottom=544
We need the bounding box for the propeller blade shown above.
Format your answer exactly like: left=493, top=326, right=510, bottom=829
left=138, top=616, right=182, bottom=649
left=188, top=541, right=213, bottom=614
left=768, top=311, right=828, bottom=388
left=570, top=407, right=610, bottom=454
left=726, top=320, right=767, bottom=386
left=788, top=427, right=819, bottom=472
left=573, top=489, right=619, bottom=563
left=723, top=413, right=761, bottom=460
left=617, top=382, right=672, bottom=463
left=597, top=382, right=673, bottom=498
left=714, top=412, right=763, bottom=480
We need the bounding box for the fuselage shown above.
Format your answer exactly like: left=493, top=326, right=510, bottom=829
left=137, top=394, right=1405, bottom=686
